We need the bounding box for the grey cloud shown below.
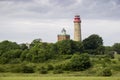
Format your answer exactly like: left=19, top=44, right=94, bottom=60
left=79, top=0, right=120, bottom=19
left=0, top=0, right=33, bottom=2
left=0, top=0, right=120, bottom=20
left=49, top=0, right=76, bottom=7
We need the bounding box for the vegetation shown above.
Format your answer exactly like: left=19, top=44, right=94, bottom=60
left=0, top=76, right=120, bottom=80
left=83, top=34, right=104, bottom=54
left=39, top=66, right=48, bottom=74
left=112, top=43, right=120, bottom=54
left=100, top=67, right=112, bottom=76
left=68, top=53, right=91, bottom=71
left=0, top=34, right=120, bottom=77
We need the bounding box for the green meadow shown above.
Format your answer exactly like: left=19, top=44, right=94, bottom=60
left=0, top=76, right=120, bottom=80
left=0, top=73, right=120, bottom=80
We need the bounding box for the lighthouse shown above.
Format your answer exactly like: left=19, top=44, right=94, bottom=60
left=74, top=15, right=81, bottom=41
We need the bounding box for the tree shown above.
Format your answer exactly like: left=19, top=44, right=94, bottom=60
left=20, top=50, right=29, bottom=61
left=20, top=43, right=28, bottom=50
left=104, top=46, right=113, bottom=53
left=96, top=46, right=105, bottom=54
left=30, top=38, right=42, bottom=47
left=0, top=49, right=22, bottom=63
left=56, top=40, right=84, bottom=54
left=25, top=42, right=55, bottom=63
left=112, top=43, right=120, bottom=54
left=56, top=40, right=72, bottom=54
left=72, top=41, right=84, bottom=53
left=83, top=34, right=103, bottom=54
left=0, top=40, right=20, bottom=54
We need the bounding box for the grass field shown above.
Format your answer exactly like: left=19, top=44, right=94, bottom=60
left=0, top=76, right=120, bottom=80
left=0, top=73, right=120, bottom=80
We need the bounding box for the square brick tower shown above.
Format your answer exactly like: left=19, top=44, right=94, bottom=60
left=58, top=28, right=70, bottom=41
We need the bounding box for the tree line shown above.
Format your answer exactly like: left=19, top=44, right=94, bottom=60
left=0, top=34, right=120, bottom=64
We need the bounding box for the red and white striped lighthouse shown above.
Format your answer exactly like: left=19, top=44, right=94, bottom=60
left=74, top=15, right=82, bottom=41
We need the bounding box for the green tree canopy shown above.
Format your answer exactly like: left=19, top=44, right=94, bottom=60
left=56, top=40, right=83, bottom=54
left=83, top=34, right=103, bottom=54
left=20, top=43, right=28, bottom=50
left=25, top=42, right=56, bottom=63
left=30, top=39, right=42, bottom=47
left=112, top=43, right=120, bottom=54
left=0, top=40, right=20, bottom=54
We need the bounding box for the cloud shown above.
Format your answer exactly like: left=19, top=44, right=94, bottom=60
left=78, top=0, right=120, bottom=20
left=49, top=0, right=77, bottom=7
left=0, top=0, right=120, bottom=20
left=0, top=0, right=120, bottom=45
left=0, top=0, right=33, bottom=2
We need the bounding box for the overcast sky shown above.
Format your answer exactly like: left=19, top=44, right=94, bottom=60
left=0, top=0, right=120, bottom=46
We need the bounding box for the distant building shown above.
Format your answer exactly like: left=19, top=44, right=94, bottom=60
left=57, top=28, right=70, bottom=41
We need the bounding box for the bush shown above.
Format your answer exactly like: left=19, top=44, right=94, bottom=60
left=54, top=64, right=62, bottom=70
left=106, top=52, right=115, bottom=59
left=69, top=53, right=91, bottom=71
left=39, top=66, right=48, bottom=74
left=111, top=60, right=117, bottom=64
left=53, top=69, right=63, bottom=74
left=0, top=66, right=5, bottom=72
left=99, top=67, right=112, bottom=76
left=10, top=65, right=22, bottom=73
left=104, top=57, right=111, bottom=63
left=21, top=64, right=35, bottom=73
left=47, top=64, right=54, bottom=70
left=61, top=62, right=71, bottom=71
left=112, top=64, right=120, bottom=71
left=9, top=58, right=21, bottom=64
left=118, top=57, right=120, bottom=61
left=0, top=57, right=8, bottom=64
left=53, top=64, right=64, bottom=74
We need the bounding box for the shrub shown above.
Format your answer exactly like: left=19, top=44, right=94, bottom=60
left=10, top=65, right=22, bottom=73
left=61, top=62, right=71, bottom=71
left=118, top=57, right=120, bottom=61
left=53, top=64, right=64, bottom=74
left=9, top=58, right=21, bottom=64
left=112, top=60, right=117, bottom=64
left=54, top=64, right=62, bottom=70
left=47, top=64, right=54, bottom=70
left=39, top=66, right=48, bottom=74
left=102, top=62, right=108, bottom=67
left=0, top=57, right=8, bottom=64
left=104, top=57, right=111, bottom=63
left=21, top=64, right=35, bottom=73
left=53, top=69, right=63, bottom=74
left=0, top=66, right=5, bottom=72
left=112, top=64, right=120, bottom=71
left=62, top=55, right=72, bottom=59
left=99, top=67, right=112, bottom=76
left=69, top=53, right=91, bottom=71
